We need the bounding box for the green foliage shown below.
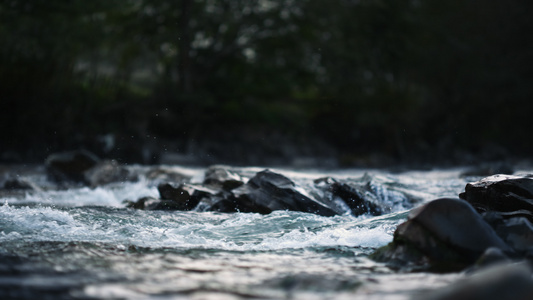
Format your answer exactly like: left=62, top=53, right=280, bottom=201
left=1, top=0, right=531, bottom=161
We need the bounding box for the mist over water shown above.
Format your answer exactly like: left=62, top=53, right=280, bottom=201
left=0, top=166, right=474, bottom=299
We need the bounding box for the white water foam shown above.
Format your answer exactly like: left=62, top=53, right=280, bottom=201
left=20, top=179, right=158, bottom=207
left=0, top=203, right=398, bottom=251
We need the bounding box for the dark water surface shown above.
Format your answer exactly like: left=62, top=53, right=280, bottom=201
left=0, top=165, right=506, bottom=299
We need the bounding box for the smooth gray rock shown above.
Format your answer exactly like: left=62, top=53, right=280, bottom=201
left=407, top=198, right=511, bottom=256
left=371, top=198, right=511, bottom=271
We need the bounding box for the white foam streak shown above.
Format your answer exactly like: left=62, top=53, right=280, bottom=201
left=0, top=203, right=397, bottom=251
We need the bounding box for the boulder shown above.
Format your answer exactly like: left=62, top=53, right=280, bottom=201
left=203, top=165, right=244, bottom=191
left=45, top=150, right=136, bottom=187
left=371, top=198, right=511, bottom=272
left=156, top=183, right=214, bottom=211
left=482, top=213, right=533, bottom=257
left=45, top=150, right=99, bottom=183
left=313, top=174, right=421, bottom=217
left=459, top=174, right=533, bottom=214
left=328, top=181, right=385, bottom=216
left=230, top=170, right=338, bottom=216
left=84, top=160, right=135, bottom=187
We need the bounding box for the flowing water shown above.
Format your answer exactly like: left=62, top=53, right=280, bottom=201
left=0, top=165, right=510, bottom=299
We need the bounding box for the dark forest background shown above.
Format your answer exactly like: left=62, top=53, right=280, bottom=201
left=1, top=0, right=532, bottom=167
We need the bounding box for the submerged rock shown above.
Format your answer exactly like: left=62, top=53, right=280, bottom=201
left=371, top=198, right=511, bottom=272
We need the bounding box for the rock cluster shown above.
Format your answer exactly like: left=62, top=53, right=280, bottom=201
left=126, top=165, right=421, bottom=217
left=371, top=174, right=533, bottom=273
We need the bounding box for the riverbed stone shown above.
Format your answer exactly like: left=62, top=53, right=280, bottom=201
left=371, top=198, right=511, bottom=271
left=157, top=183, right=210, bottom=210
left=459, top=174, right=533, bottom=214
left=203, top=165, right=244, bottom=191
left=84, top=160, right=134, bottom=187
left=45, top=149, right=100, bottom=183
left=482, top=213, right=533, bottom=257
left=230, top=170, right=338, bottom=216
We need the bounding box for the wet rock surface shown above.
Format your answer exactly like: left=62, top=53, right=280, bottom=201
left=127, top=167, right=419, bottom=217
left=459, top=174, right=533, bottom=214
left=371, top=198, right=511, bottom=272
left=372, top=174, right=533, bottom=273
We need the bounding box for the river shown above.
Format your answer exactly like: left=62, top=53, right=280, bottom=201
left=0, top=165, right=513, bottom=299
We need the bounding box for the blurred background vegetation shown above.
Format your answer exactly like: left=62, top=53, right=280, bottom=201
left=1, top=0, right=531, bottom=166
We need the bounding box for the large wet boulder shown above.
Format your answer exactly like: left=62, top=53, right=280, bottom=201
left=371, top=198, right=511, bottom=272
left=229, top=170, right=338, bottom=216
left=459, top=174, right=533, bottom=214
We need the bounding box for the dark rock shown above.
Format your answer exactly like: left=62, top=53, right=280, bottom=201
left=482, top=213, right=533, bottom=257
left=144, top=199, right=188, bottom=211
left=45, top=150, right=99, bottom=183
left=158, top=182, right=191, bottom=202
left=157, top=183, right=207, bottom=211
left=459, top=174, right=533, bottom=214
left=329, top=181, right=384, bottom=216
left=313, top=174, right=421, bottom=217
left=230, top=170, right=338, bottom=216
left=417, top=262, right=533, bottom=300
left=371, top=198, right=511, bottom=272
left=125, top=196, right=191, bottom=211
left=84, top=160, right=135, bottom=187
left=203, top=165, right=244, bottom=191
left=125, top=196, right=158, bottom=210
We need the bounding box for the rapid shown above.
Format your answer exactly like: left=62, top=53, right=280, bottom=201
left=0, top=165, right=491, bottom=299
